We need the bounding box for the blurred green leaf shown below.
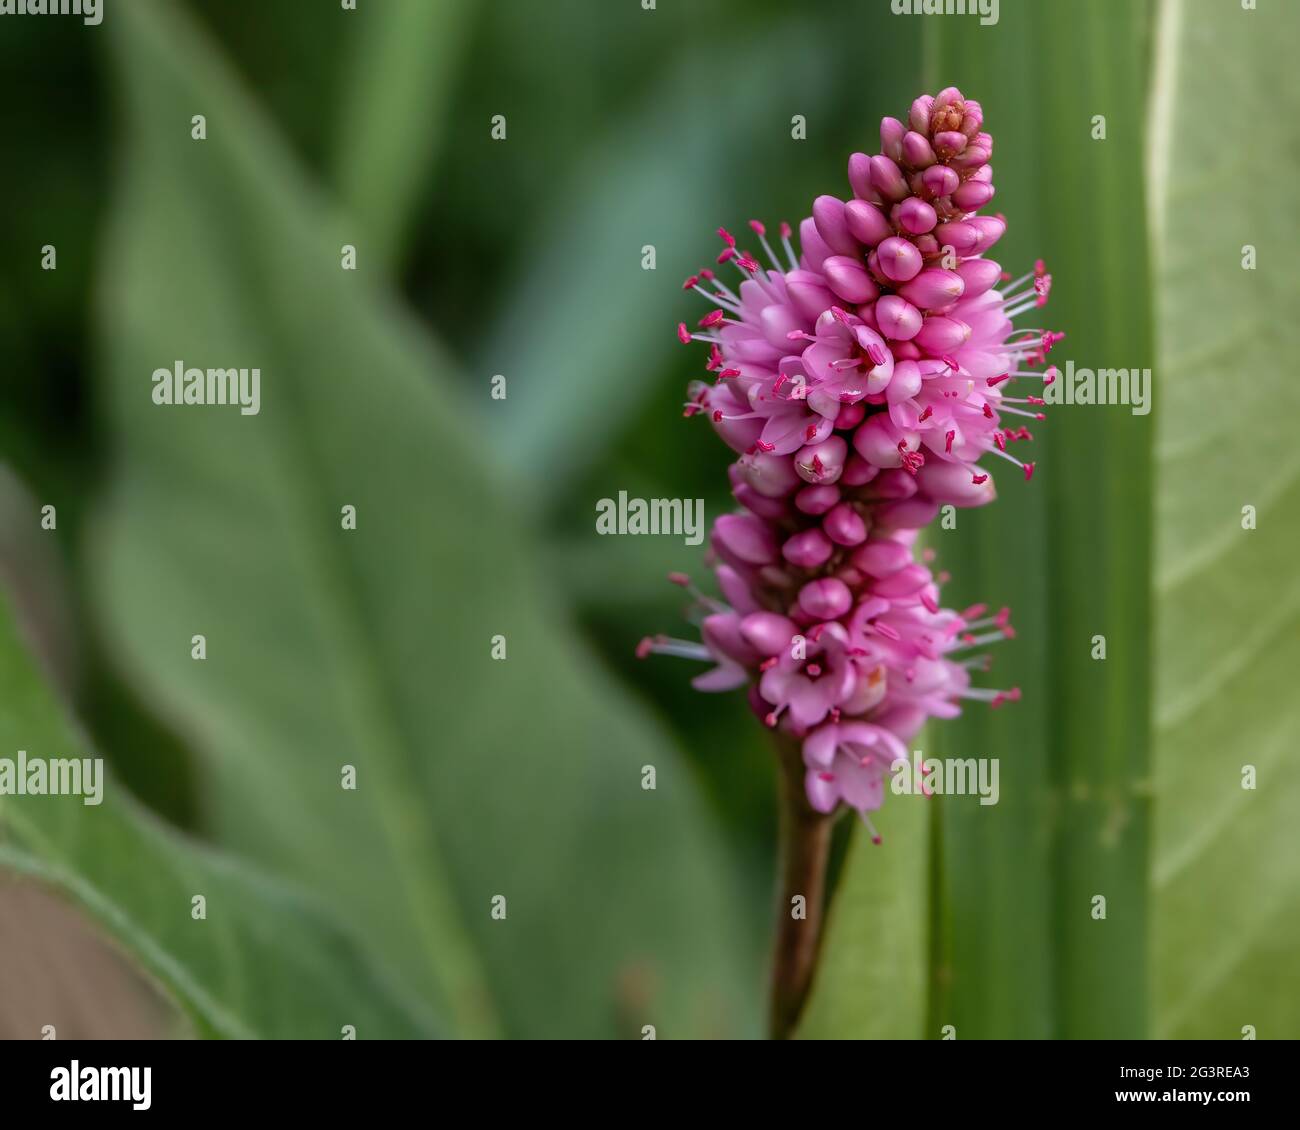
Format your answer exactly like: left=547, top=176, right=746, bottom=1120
left=933, top=0, right=1154, bottom=1040
left=802, top=0, right=1155, bottom=1038
left=89, top=0, right=756, bottom=1039
left=1149, top=0, right=1300, bottom=1039
left=484, top=24, right=845, bottom=508
left=0, top=590, right=434, bottom=1039
left=333, top=0, right=474, bottom=270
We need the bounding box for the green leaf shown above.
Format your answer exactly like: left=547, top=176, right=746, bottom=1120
left=798, top=803, right=927, bottom=1039
left=805, top=0, right=1156, bottom=1038
left=333, top=0, right=475, bottom=270
left=1149, top=0, right=1300, bottom=1039
left=485, top=23, right=847, bottom=508
left=0, top=589, right=434, bottom=1040
left=929, top=0, right=1155, bottom=1040
left=89, top=0, right=757, bottom=1039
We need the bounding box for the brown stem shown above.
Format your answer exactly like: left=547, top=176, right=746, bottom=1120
left=768, top=734, right=834, bottom=1040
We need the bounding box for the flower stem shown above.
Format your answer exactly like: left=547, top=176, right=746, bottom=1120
left=768, top=734, right=834, bottom=1040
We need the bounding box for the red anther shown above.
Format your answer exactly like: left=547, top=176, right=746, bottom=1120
left=994, top=432, right=1006, bottom=451
left=986, top=373, right=1010, bottom=386
left=717, top=247, right=735, bottom=264
left=918, top=406, right=933, bottom=422
left=676, top=322, right=691, bottom=344
left=718, top=226, right=736, bottom=247
left=779, top=221, right=792, bottom=238
left=737, top=254, right=760, bottom=273
left=830, top=305, right=851, bottom=324
left=817, top=771, right=835, bottom=782
left=945, top=430, right=956, bottom=453
left=749, top=219, right=766, bottom=236
left=668, top=572, right=691, bottom=587
left=982, top=403, right=994, bottom=419
left=635, top=636, right=654, bottom=659
left=700, top=268, right=715, bottom=281
left=712, top=410, right=723, bottom=423
left=755, top=439, right=775, bottom=453
left=719, top=368, right=740, bottom=379
left=759, top=656, right=778, bottom=672
left=972, top=473, right=988, bottom=485
left=1023, top=462, right=1036, bottom=481
left=764, top=712, right=779, bottom=728
left=699, top=309, right=725, bottom=328
left=682, top=275, right=699, bottom=290
left=805, top=663, right=822, bottom=678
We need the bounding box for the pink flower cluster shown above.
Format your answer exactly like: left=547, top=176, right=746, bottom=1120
left=642, top=89, right=1057, bottom=836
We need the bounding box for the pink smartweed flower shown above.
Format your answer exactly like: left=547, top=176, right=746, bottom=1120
left=645, top=89, right=1046, bottom=831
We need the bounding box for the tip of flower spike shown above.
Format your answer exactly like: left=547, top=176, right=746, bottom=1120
left=668, top=572, right=690, bottom=587
left=718, top=226, right=736, bottom=248
left=676, top=322, right=691, bottom=345
left=749, top=219, right=766, bottom=236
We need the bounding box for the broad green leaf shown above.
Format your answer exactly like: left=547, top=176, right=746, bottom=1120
left=931, top=0, right=1155, bottom=1040
left=0, top=588, right=434, bottom=1040
left=1150, top=0, right=1300, bottom=1039
left=89, top=0, right=756, bottom=1039
left=333, top=0, right=475, bottom=270
left=809, top=0, right=1155, bottom=1038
